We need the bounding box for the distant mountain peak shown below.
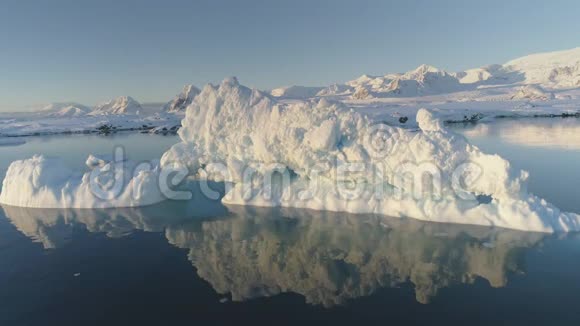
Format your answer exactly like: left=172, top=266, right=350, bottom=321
left=92, top=96, right=142, bottom=115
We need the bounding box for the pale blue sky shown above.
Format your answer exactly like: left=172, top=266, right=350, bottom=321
left=1, top=0, right=579, bottom=110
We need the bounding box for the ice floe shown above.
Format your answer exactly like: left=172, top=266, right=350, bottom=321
left=0, top=154, right=166, bottom=208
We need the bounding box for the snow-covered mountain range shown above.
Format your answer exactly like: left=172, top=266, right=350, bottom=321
left=38, top=103, right=92, bottom=117
left=502, top=47, right=580, bottom=88
left=21, top=46, right=580, bottom=118
left=272, top=47, right=580, bottom=100
left=1, top=46, right=578, bottom=138
left=91, top=96, right=143, bottom=115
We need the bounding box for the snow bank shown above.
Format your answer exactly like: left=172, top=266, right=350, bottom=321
left=159, top=78, right=580, bottom=232
left=0, top=155, right=166, bottom=208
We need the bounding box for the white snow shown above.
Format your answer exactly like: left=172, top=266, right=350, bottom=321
left=159, top=78, right=579, bottom=232
left=2, top=47, right=580, bottom=138
left=2, top=77, right=579, bottom=232
left=510, top=85, right=555, bottom=101
left=38, top=102, right=91, bottom=114
left=271, top=46, right=580, bottom=101
left=48, top=105, right=91, bottom=117
left=0, top=105, right=182, bottom=137
left=316, top=83, right=354, bottom=97
left=163, top=85, right=201, bottom=113
left=455, top=65, right=500, bottom=84
left=351, top=86, right=372, bottom=100
left=270, top=85, right=324, bottom=99
left=502, top=47, right=580, bottom=88
left=340, top=65, right=464, bottom=98
left=91, top=96, right=143, bottom=115
left=0, top=155, right=166, bottom=208
left=2, top=46, right=580, bottom=233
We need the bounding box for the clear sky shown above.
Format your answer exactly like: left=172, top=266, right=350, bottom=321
left=1, top=0, right=579, bottom=110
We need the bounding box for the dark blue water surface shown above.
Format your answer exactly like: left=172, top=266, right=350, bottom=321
left=1, top=121, right=580, bottom=325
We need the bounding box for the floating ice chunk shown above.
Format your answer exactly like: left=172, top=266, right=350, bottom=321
left=0, top=155, right=166, bottom=208
left=416, top=109, right=443, bottom=132
left=167, top=78, right=580, bottom=232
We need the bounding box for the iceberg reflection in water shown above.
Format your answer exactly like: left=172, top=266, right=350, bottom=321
left=0, top=184, right=548, bottom=306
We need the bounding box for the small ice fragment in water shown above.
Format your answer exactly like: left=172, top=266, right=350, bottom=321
left=219, top=297, right=229, bottom=303
left=73, top=273, right=81, bottom=277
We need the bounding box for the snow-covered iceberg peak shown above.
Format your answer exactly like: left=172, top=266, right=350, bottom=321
left=159, top=78, right=580, bottom=232
left=91, top=96, right=142, bottom=115
left=164, top=84, right=201, bottom=113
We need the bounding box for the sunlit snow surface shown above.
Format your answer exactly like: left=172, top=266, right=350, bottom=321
left=2, top=78, right=579, bottom=232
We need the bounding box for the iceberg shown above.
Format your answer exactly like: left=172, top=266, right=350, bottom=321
left=0, top=154, right=166, bottom=208
left=163, top=85, right=201, bottom=113
left=161, top=77, right=580, bottom=232
left=1, top=77, right=579, bottom=232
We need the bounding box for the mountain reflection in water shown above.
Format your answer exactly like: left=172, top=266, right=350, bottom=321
left=1, top=191, right=546, bottom=306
